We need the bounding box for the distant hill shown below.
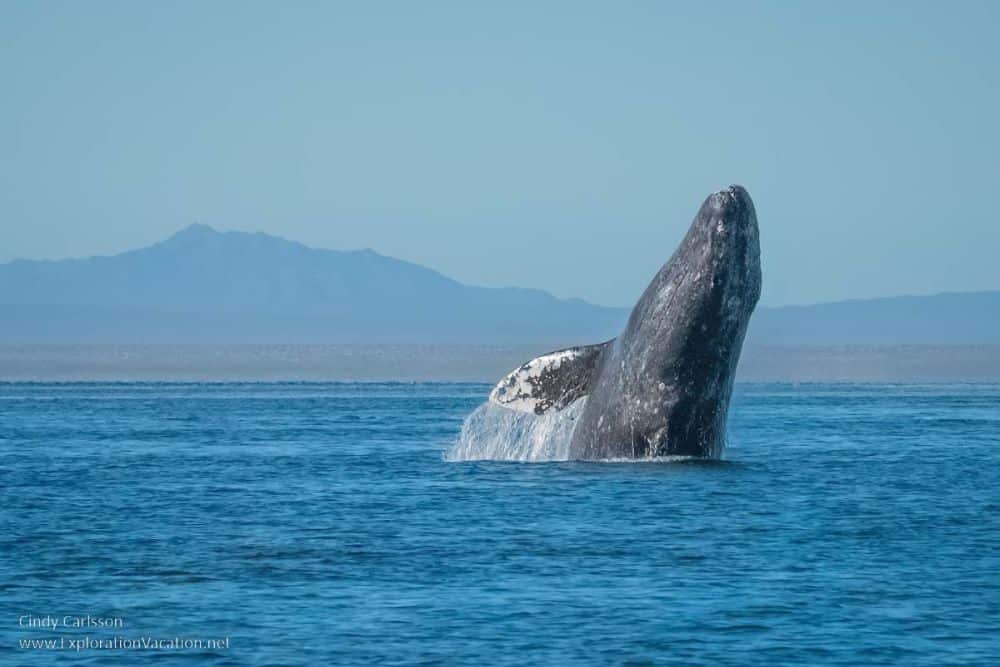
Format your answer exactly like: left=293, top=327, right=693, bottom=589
left=1, top=225, right=998, bottom=345
left=0, top=225, right=627, bottom=344
left=749, top=291, right=1000, bottom=345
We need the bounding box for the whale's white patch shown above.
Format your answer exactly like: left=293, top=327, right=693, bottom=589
left=489, top=349, right=582, bottom=412
left=489, top=343, right=609, bottom=415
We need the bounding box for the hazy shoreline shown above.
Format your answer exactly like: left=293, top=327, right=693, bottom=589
left=1, top=344, right=999, bottom=383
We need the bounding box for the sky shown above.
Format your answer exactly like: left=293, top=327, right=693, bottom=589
left=2, top=1, right=998, bottom=307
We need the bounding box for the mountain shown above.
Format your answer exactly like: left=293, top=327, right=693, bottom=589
left=749, top=292, right=1000, bottom=345
left=0, top=225, right=628, bottom=344
left=1, top=224, right=998, bottom=345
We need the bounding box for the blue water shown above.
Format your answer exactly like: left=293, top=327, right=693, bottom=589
left=2, top=382, right=999, bottom=665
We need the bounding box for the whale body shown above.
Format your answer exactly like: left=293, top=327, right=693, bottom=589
left=486, top=185, right=761, bottom=459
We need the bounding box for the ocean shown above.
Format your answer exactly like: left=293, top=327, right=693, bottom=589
left=3, top=382, right=999, bottom=665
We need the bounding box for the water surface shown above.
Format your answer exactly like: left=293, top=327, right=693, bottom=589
left=2, top=383, right=998, bottom=664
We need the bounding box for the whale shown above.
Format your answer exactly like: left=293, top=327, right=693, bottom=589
left=485, top=185, right=761, bottom=459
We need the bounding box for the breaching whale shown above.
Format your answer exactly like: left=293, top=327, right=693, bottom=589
left=481, top=185, right=761, bottom=460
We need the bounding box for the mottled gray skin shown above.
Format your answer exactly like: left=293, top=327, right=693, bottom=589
left=569, top=186, right=761, bottom=458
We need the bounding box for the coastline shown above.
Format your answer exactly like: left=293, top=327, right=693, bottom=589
left=2, top=344, right=999, bottom=383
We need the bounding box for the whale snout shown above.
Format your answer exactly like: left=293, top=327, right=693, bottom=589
left=693, top=185, right=759, bottom=264
left=705, top=185, right=756, bottom=234
left=690, top=184, right=762, bottom=310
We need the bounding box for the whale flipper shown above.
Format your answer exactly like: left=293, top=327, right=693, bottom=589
left=489, top=341, right=611, bottom=415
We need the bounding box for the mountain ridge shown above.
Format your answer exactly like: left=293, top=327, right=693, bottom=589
left=0, top=224, right=627, bottom=344
left=1, top=225, right=998, bottom=344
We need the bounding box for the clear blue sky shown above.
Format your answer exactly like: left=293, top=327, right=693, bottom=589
left=2, top=1, right=998, bottom=307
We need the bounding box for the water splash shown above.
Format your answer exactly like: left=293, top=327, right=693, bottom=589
left=447, top=398, right=716, bottom=463
left=446, top=398, right=587, bottom=462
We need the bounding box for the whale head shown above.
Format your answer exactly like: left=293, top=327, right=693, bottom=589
left=662, top=185, right=761, bottom=344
